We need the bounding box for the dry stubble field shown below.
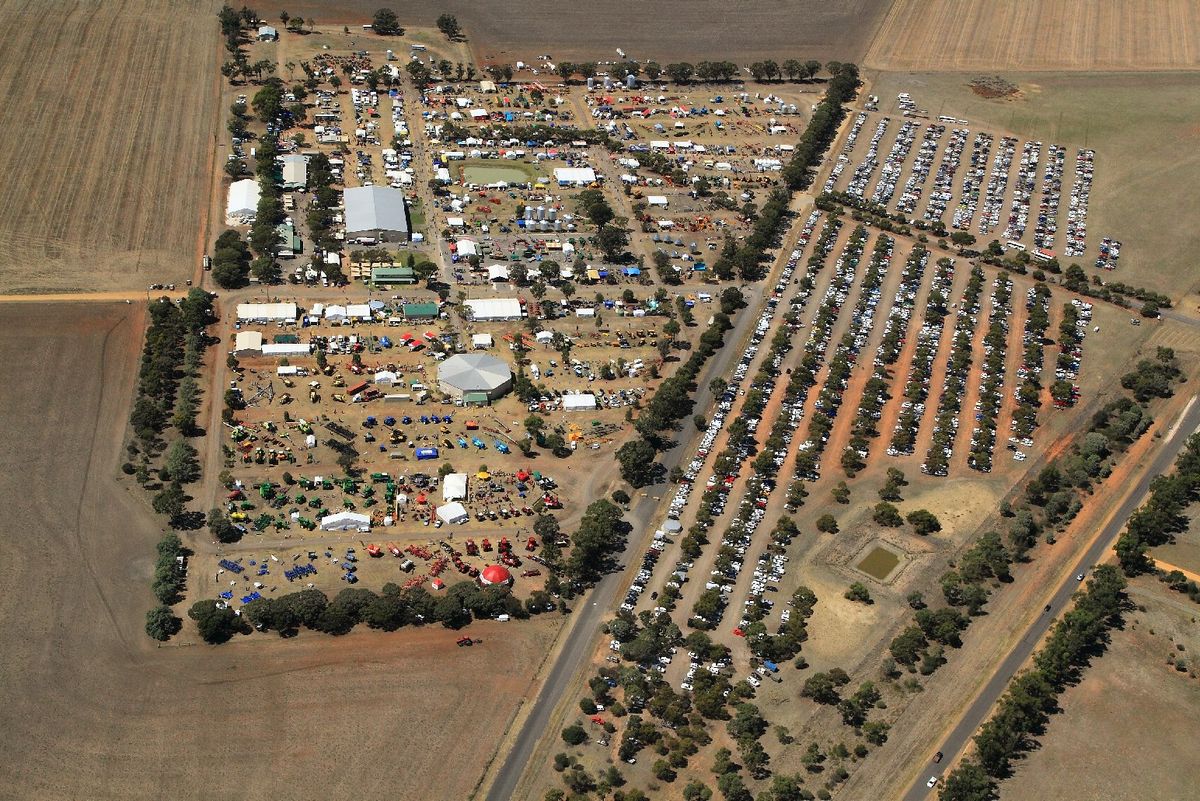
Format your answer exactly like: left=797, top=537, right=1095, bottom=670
left=258, top=0, right=891, bottom=64
left=1001, top=578, right=1200, bottom=801
left=0, top=302, right=559, bottom=801
left=867, top=0, right=1200, bottom=71
left=0, top=0, right=219, bottom=294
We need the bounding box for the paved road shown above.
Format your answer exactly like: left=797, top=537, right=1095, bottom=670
left=902, top=394, right=1200, bottom=800
left=483, top=240, right=785, bottom=801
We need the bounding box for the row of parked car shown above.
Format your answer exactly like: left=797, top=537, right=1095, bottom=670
left=952, top=133, right=993, bottom=231
left=978, top=136, right=1018, bottom=235
left=1053, top=299, right=1093, bottom=406
left=871, top=120, right=919, bottom=207
left=1064, top=149, right=1095, bottom=257
left=684, top=215, right=831, bottom=631
left=889, top=258, right=956, bottom=456
left=1003, top=140, right=1041, bottom=241
left=619, top=528, right=669, bottom=615
left=922, top=266, right=986, bottom=476
left=896, top=123, right=944, bottom=215
left=1034, top=144, right=1067, bottom=251
left=846, top=117, right=890, bottom=199
left=1010, top=284, right=1053, bottom=441
left=794, top=225, right=872, bottom=479
left=967, top=275, right=1015, bottom=472
left=824, top=112, right=870, bottom=194
left=924, top=127, right=968, bottom=224
left=805, top=233, right=892, bottom=476
left=847, top=245, right=930, bottom=463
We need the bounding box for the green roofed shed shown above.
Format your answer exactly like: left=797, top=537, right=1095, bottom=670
left=371, top=266, right=416, bottom=284
left=403, top=302, right=439, bottom=319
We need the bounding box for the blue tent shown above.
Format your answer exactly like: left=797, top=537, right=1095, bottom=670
left=623, top=267, right=641, bottom=276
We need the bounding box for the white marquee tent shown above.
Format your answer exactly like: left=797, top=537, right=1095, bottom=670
left=442, top=473, right=468, bottom=502
left=319, top=511, right=371, bottom=531
left=436, top=502, right=469, bottom=525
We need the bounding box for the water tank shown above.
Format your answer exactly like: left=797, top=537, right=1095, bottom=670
left=625, top=74, right=637, bottom=89
left=523, top=206, right=533, bottom=220
left=586, top=77, right=595, bottom=90
left=547, top=207, right=557, bottom=221
left=535, top=205, right=546, bottom=221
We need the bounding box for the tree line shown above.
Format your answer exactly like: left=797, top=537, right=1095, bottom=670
left=188, top=580, right=555, bottom=644
left=615, top=289, right=744, bottom=487
left=1115, top=431, right=1200, bottom=576
left=248, top=124, right=286, bottom=283
left=781, top=63, right=860, bottom=191
left=145, top=532, right=187, bottom=640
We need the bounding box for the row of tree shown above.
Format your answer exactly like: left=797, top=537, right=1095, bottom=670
left=212, top=229, right=252, bottom=288
left=781, top=63, right=861, bottom=191
left=127, top=291, right=214, bottom=453
left=189, top=580, right=551, bottom=644
left=711, top=188, right=795, bottom=282
left=615, top=290, right=744, bottom=486
left=248, top=125, right=285, bottom=283
left=145, top=533, right=187, bottom=640
left=563, top=499, right=629, bottom=583
left=1115, top=432, right=1200, bottom=575
left=1021, top=395, right=1154, bottom=534
left=940, top=566, right=1127, bottom=800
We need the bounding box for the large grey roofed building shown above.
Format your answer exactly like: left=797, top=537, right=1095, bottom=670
left=344, top=186, right=410, bottom=242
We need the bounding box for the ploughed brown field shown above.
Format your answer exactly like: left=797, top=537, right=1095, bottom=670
left=867, top=0, right=1200, bottom=71
left=0, top=0, right=218, bottom=293
left=0, top=302, right=557, bottom=801
left=256, top=0, right=891, bottom=64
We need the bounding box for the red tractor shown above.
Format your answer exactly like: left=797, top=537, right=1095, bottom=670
left=465, top=538, right=479, bottom=556
left=481, top=538, right=493, bottom=552
left=525, top=535, right=538, bottom=552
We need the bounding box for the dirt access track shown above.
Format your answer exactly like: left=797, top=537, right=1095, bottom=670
left=867, top=0, right=1200, bottom=70
left=0, top=302, right=556, bottom=801
left=0, top=0, right=218, bottom=294
left=258, top=0, right=891, bottom=63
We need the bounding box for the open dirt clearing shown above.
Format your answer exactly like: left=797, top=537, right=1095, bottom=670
left=1001, top=578, right=1200, bottom=801
left=867, top=0, right=1200, bottom=71
left=0, top=302, right=557, bottom=801
left=258, top=0, right=891, bottom=63
left=0, top=0, right=218, bottom=294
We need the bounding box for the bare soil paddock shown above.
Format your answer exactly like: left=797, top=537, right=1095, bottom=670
left=258, top=0, right=891, bottom=64
left=1002, top=578, right=1200, bottom=801
left=0, top=302, right=557, bottom=801
left=867, top=0, right=1200, bottom=71
left=0, top=0, right=219, bottom=293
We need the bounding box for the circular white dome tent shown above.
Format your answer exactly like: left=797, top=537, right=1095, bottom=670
left=437, top=353, right=513, bottom=401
